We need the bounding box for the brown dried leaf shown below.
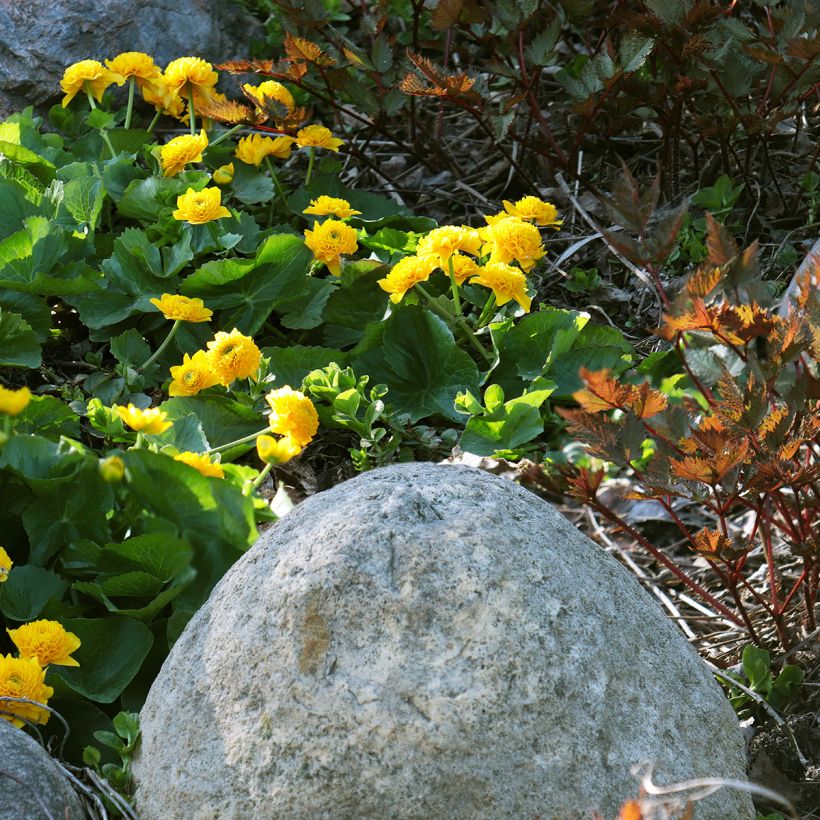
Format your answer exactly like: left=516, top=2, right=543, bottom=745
left=284, top=33, right=334, bottom=66
left=197, top=98, right=266, bottom=126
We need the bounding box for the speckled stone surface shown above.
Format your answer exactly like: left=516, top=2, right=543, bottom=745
left=0, top=718, right=84, bottom=819
left=133, top=463, right=754, bottom=819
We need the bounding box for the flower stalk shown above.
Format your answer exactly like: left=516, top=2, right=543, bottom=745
left=140, top=320, right=181, bottom=372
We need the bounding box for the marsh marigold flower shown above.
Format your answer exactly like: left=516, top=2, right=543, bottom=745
left=304, top=219, right=358, bottom=276
left=174, top=451, right=224, bottom=478
left=0, top=655, right=53, bottom=728
left=296, top=125, right=344, bottom=152
left=0, top=386, right=31, bottom=416
left=115, top=404, right=173, bottom=435
left=168, top=350, right=219, bottom=396
left=206, top=329, right=261, bottom=384
left=484, top=216, right=545, bottom=272
left=105, top=52, right=161, bottom=87
left=470, top=261, right=532, bottom=312
left=8, top=620, right=81, bottom=668
left=243, top=80, right=294, bottom=115
left=164, top=57, right=218, bottom=102
left=256, top=434, right=302, bottom=465
left=173, top=187, right=231, bottom=224
left=0, top=548, right=11, bottom=583
left=502, top=196, right=562, bottom=229
left=212, top=162, right=234, bottom=185
left=60, top=59, right=124, bottom=107
left=142, top=74, right=186, bottom=119
left=160, top=130, right=209, bottom=177
left=417, top=225, right=482, bottom=268
left=234, top=134, right=294, bottom=167
left=150, top=293, right=212, bottom=323
left=99, top=455, right=126, bottom=483
left=450, top=253, right=482, bottom=285
left=303, top=196, right=361, bottom=220
left=377, top=255, right=437, bottom=303
left=265, top=387, right=319, bottom=448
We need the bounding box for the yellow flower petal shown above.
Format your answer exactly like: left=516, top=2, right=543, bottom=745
left=256, top=434, right=303, bottom=465
left=377, top=255, right=437, bottom=303
left=115, top=404, right=173, bottom=435
left=160, top=130, right=209, bottom=177
left=295, top=124, right=344, bottom=151
left=0, top=385, right=31, bottom=416
left=303, top=219, right=358, bottom=276
left=265, top=387, right=319, bottom=448
left=169, top=350, right=220, bottom=396
left=303, top=196, right=361, bottom=219
left=206, top=329, right=261, bottom=385
left=150, top=293, right=212, bottom=322
left=7, top=620, right=81, bottom=668
left=174, top=451, right=224, bottom=478
left=0, top=655, right=53, bottom=728
left=172, top=187, right=231, bottom=224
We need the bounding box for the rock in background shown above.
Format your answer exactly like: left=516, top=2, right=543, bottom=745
left=0, top=0, right=259, bottom=116
left=132, top=463, right=754, bottom=819
left=0, top=718, right=85, bottom=819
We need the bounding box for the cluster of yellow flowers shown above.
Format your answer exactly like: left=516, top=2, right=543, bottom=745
left=0, top=614, right=81, bottom=729
left=302, top=197, right=361, bottom=276
left=376, top=196, right=562, bottom=312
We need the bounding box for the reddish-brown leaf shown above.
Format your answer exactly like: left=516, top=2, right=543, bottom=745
left=705, top=213, right=737, bottom=266
left=573, top=368, right=634, bottom=413
left=685, top=265, right=722, bottom=298
left=284, top=34, right=334, bottom=66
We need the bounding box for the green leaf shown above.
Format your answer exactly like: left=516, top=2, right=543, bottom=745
left=107, top=129, right=150, bottom=155
left=277, top=277, right=335, bottom=330
left=52, top=617, right=154, bottom=703
left=0, top=564, right=67, bottom=621
left=0, top=308, right=41, bottom=367
left=118, top=176, right=181, bottom=222
left=98, top=534, right=193, bottom=582
left=264, top=345, right=349, bottom=388
left=160, top=395, right=262, bottom=450
left=152, top=411, right=209, bottom=453
left=0, top=290, right=50, bottom=340
left=742, top=644, right=772, bottom=693
left=11, top=395, right=81, bottom=437
left=231, top=162, right=274, bottom=205
left=181, top=234, right=312, bottom=335
left=353, top=306, right=480, bottom=422
left=322, top=261, right=389, bottom=347
left=768, top=665, right=804, bottom=710
left=62, top=176, right=105, bottom=228
left=0, top=182, right=44, bottom=240
left=0, top=140, right=56, bottom=184
left=288, top=175, right=406, bottom=226
left=110, top=328, right=151, bottom=370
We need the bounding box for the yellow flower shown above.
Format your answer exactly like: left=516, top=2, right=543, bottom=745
left=304, top=219, right=358, bottom=276
left=296, top=125, right=344, bottom=152
left=502, top=196, right=563, bottom=229
left=172, top=187, right=231, bottom=224
left=105, top=52, right=161, bottom=87
left=303, top=196, right=361, bottom=220
left=163, top=57, right=218, bottom=102
left=234, top=134, right=294, bottom=167
left=266, top=387, right=319, bottom=447
left=60, top=59, right=124, bottom=107
left=206, top=329, right=261, bottom=385
left=469, top=261, right=532, bottom=312
left=482, top=211, right=509, bottom=226
left=160, top=130, right=209, bottom=177
left=0, top=547, right=11, bottom=583
left=417, top=225, right=482, bottom=268
left=256, top=434, right=303, bottom=465
left=450, top=253, right=482, bottom=285
left=243, top=81, right=294, bottom=115
left=0, top=655, right=53, bottom=728
left=142, top=75, right=186, bottom=119
left=168, top=350, right=220, bottom=396
left=150, top=294, right=212, bottom=323
left=213, top=162, right=235, bottom=185
left=0, top=386, right=31, bottom=416
left=7, top=620, right=81, bottom=668
left=115, top=404, right=173, bottom=435
left=99, top=455, right=126, bottom=483
left=377, top=255, right=438, bottom=303
left=174, top=451, right=224, bottom=478
left=484, top=216, right=545, bottom=273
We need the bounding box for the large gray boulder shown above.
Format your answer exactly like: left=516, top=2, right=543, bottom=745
left=0, top=0, right=259, bottom=115
left=0, top=718, right=85, bottom=819
left=132, top=463, right=754, bottom=819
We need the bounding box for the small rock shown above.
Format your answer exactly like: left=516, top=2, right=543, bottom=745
left=133, top=463, right=754, bottom=819
left=0, top=718, right=85, bottom=819
left=0, top=0, right=259, bottom=115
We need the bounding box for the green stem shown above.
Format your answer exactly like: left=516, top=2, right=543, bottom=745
left=416, top=284, right=492, bottom=365
left=447, top=256, right=462, bottom=316
left=209, top=124, right=244, bottom=148
left=475, top=293, right=497, bottom=329
left=265, top=157, right=288, bottom=206
left=187, top=90, right=196, bottom=136
left=250, top=462, right=273, bottom=492
left=124, top=78, right=136, bottom=129
left=206, top=428, right=270, bottom=455
left=305, top=146, right=315, bottom=186
left=86, top=90, right=117, bottom=159
left=133, top=432, right=145, bottom=450
left=146, top=109, right=162, bottom=135
left=140, top=320, right=181, bottom=372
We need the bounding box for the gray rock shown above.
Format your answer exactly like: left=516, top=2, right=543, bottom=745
left=0, top=718, right=84, bottom=819
left=132, top=463, right=754, bottom=819
left=0, top=0, right=259, bottom=115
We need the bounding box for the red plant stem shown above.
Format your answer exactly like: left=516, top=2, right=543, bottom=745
left=760, top=502, right=782, bottom=614
left=516, top=29, right=568, bottom=167
left=588, top=500, right=746, bottom=628
left=780, top=565, right=810, bottom=612
left=725, top=575, right=765, bottom=645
